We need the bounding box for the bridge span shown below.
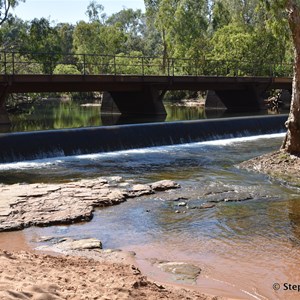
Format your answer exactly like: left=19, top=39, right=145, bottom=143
left=0, top=51, right=293, bottom=124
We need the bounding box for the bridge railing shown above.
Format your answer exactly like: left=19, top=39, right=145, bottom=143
left=0, top=51, right=293, bottom=77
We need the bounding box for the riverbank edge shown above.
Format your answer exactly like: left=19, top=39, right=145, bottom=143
left=238, top=149, right=300, bottom=187
left=0, top=177, right=221, bottom=300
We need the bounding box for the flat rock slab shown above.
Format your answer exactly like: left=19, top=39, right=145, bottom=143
left=151, top=180, right=180, bottom=191
left=34, top=238, right=138, bottom=265
left=55, top=238, right=103, bottom=251
left=0, top=178, right=180, bottom=232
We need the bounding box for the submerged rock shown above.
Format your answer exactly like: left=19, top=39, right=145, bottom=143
left=54, top=238, right=103, bottom=251
left=196, top=181, right=277, bottom=204
left=199, top=203, right=216, bottom=209
left=150, top=259, right=201, bottom=284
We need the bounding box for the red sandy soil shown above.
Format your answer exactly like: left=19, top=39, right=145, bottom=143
left=0, top=249, right=216, bottom=300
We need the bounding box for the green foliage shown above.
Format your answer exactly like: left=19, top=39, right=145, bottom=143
left=0, top=52, right=43, bottom=74
left=211, top=1, right=231, bottom=31
left=0, top=16, right=28, bottom=50
left=19, top=18, right=63, bottom=73
left=53, top=64, right=81, bottom=75
left=113, top=51, right=144, bottom=74
left=86, top=0, right=106, bottom=23
left=0, top=0, right=25, bottom=26
left=106, top=8, right=146, bottom=54
left=208, top=22, right=291, bottom=76
left=72, top=20, right=125, bottom=74
left=56, top=23, right=74, bottom=56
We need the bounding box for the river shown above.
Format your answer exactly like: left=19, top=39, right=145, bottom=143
left=1, top=131, right=300, bottom=299
left=0, top=101, right=298, bottom=299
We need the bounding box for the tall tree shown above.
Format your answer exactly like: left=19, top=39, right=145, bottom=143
left=144, top=0, right=210, bottom=71
left=86, top=0, right=106, bottom=23
left=281, top=0, right=300, bottom=153
left=211, top=0, right=231, bottom=31
left=0, top=0, right=24, bottom=26
left=0, top=16, right=28, bottom=50
left=106, top=8, right=146, bottom=54
left=73, top=20, right=125, bottom=74
left=22, top=18, right=62, bottom=73
left=144, top=0, right=168, bottom=63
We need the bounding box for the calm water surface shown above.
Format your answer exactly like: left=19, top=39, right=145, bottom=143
left=1, top=133, right=300, bottom=299
left=4, top=101, right=279, bottom=133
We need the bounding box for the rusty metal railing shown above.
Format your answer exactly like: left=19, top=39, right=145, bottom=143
left=0, top=51, right=293, bottom=77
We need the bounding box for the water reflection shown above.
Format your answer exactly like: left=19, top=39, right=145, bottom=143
left=7, top=101, right=102, bottom=133
left=101, top=114, right=166, bottom=125
left=2, top=100, right=288, bottom=133
left=288, top=198, right=300, bottom=246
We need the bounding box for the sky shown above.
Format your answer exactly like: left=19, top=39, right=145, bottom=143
left=12, top=0, right=145, bottom=24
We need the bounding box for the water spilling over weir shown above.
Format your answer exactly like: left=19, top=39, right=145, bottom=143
left=0, top=114, right=288, bottom=163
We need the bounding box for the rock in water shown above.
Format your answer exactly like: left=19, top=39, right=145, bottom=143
left=151, top=259, right=201, bottom=284
left=151, top=180, right=180, bottom=191
left=54, top=238, right=102, bottom=251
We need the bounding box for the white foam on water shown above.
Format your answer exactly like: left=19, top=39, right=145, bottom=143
left=0, top=132, right=285, bottom=171
left=199, top=132, right=285, bottom=146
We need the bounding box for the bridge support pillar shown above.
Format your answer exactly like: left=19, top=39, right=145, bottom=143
left=0, top=85, right=10, bottom=125
left=0, top=107, right=10, bottom=125
left=101, top=86, right=167, bottom=116
left=206, top=85, right=266, bottom=111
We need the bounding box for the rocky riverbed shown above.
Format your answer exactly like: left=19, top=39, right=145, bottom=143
left=0, top=177, right=180, bottom=231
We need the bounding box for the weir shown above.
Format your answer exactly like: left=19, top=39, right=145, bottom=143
left=0, top=115, right=288, bottom=163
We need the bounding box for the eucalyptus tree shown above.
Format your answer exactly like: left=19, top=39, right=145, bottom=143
left=274, top=0, right=300, bottom=153
left=23, top=18, right=62, bottom=73
left=72, top=20, right=125, bottom=74
left=106, top=8, right=147, bottom=54
left=209, top=22, right=289, bottom=76
left=56, top=23, right=74, bottom=55
left=0, top=16, right=28, bottom=50
left=144, top=0, right=167, bottom=63
left=171, top=0, right=209, bottom=58
left=0, top=0, right=24, bottom=26
left=210, top=0, right=231, bottom=31
left=85, top=0, right=106, bottom=23
left=144, top=0, right=210, bottom=73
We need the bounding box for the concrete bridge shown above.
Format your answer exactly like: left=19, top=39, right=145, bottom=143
left=0, top=51, right=293, bottom=124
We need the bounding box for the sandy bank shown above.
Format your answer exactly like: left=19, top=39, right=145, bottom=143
left=0, top=249, right=214, bottom=300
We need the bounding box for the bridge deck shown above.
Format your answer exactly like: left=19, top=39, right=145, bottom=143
left=0, top=74, right=292, bottom=93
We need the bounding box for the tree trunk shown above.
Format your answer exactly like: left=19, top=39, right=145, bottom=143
left=282, top=0, right=300, bottom=154
left=162, top=28, right=168, bottom=74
